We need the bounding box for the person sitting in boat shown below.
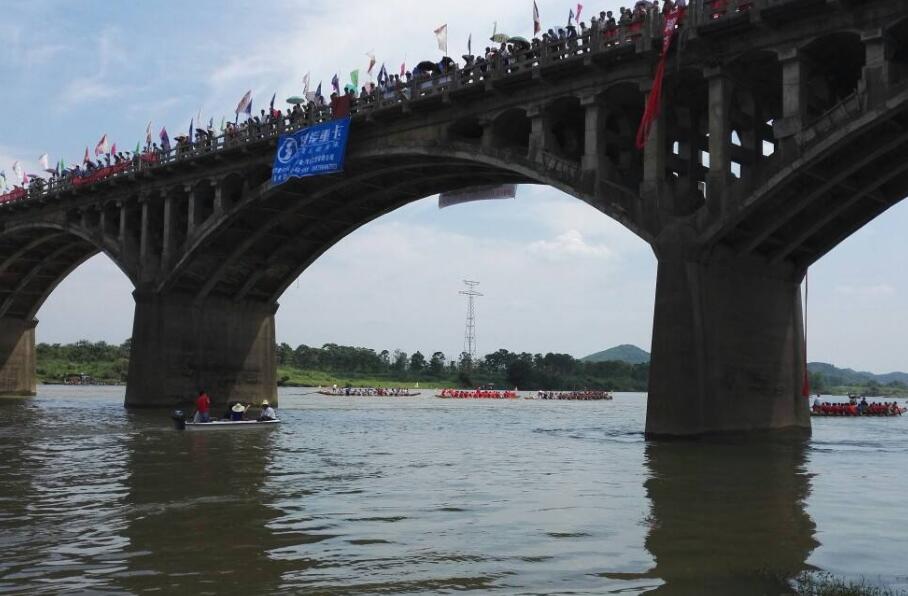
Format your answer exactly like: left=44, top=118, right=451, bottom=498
left=194, top=390, right=211, bottom=423
left=230, top=402, right=247, bottom=421
left=258, top=400, right=277, bottom=421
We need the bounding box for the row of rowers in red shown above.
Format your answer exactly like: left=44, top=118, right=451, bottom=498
left=438, top=389, right=519, bottom=399
left=812, top=400, right=905, bottom=417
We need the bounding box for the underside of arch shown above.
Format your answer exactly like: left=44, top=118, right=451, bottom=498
left=707, top=87, right=908, bottom=269
left=162, top=142, right=644, bottom=305
left=0, top=227, right=103, bottom=395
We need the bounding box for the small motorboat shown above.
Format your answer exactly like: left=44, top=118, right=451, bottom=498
left=171, top=410, right=281, bottom=431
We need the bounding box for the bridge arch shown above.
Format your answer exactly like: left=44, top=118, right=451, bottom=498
left=0, top=223, right=136, bottom=395
left=161, top=139, right=648, bottom=304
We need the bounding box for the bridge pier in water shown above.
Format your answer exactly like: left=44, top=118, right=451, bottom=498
left=125, top=293, right=277, bottom=409
left=646, top=242, right=811, bottom=438
left=0, top=318, right=36, bottom=396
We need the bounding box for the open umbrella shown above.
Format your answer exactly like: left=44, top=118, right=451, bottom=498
left=286, top=96, right=306, bottom=104
left=490, top=32, right=510, bottom=43
left=508, top=36, right=531, bottom=49
left=414, top=60, right=438, bottom=74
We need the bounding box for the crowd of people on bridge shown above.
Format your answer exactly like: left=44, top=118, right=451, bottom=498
left=1, top=0, right=722, bottom=206
left=812, top=397, right=905, bottom=417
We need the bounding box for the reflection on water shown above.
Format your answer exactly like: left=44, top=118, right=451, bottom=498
left=1, top=388, right=906, bottom=594
left=115, top=413, right=298, bottom=594
left=638, top=435, right=818, bottom=594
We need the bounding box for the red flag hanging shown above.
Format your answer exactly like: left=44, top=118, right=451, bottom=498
left=635, top=8, right=685, bottom=150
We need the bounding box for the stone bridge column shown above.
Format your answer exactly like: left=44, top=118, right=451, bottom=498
left=646, top=234, right=811, bottom=437
left=125, top=292, right=277, bottom=409
left=0, top=318, right=37, bottom=396
left=774, top=47, right=807, bottom=159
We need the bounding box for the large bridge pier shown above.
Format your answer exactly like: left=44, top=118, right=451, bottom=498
left=646, top=237, right=811, bottom=437
left=125, top=292, right=277, bottom=409
left=0, top=318, right=37, bottom=396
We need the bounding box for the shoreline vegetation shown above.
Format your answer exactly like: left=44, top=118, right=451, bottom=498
left=36, top=340, right=908, bottom=397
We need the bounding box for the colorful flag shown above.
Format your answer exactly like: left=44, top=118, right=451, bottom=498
left=110, top=143, right=117, bottom=155
left=220, top=116, right=226, bottom=132
left=434, top=24, right=448, bottom=54
left=83, top=147, right=90, bottom=164
left=145, top=121, right=153, bottom=146
left=377, top=64, right=388, bottom=86
left=315, top=82, right=322, bottom=101
left=331, top=73, right=340, bottom=94
left=366, top=51, right=376, bottom=76
left=95, top=134, right=109, bottom=156
left=57, top=159, right=65, bottom=175
left=577, top=3, right=584, bottom=21
left=635, top=7, right=686, bottom=149
left=12, top=161, right=23, bottom=184
left=269, top=92, right=276, bottom=112
left=134, top=140, right=141, bottom=154
left=38, top=154, right=49, bottom=171
left=160, top=127, right=171, bottom=152
left=351, top=69, right=360, bottom=88
left=303, top=72, right=310, bottom=95
left=235, top=90, right=253, bottom=115
left=568, top=9, right=574, bottom=26
left=400, top=62, right=406, bottom=77
left=189, top=118, right=193, bottom=141
left=533, top=1, right=541, bottom=35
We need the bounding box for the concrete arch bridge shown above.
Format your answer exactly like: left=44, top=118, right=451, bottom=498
left=2, top=0, right=907, bottom=436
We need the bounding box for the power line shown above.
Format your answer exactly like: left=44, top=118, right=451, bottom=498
left=459, top=280, right=482, bottom=363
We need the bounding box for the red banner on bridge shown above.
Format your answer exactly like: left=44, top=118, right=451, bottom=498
left=0, top=188, right=27, bottom=204
left=635, top=8, right=686, bottom=150
left=71, top=161, right=131, bottom=187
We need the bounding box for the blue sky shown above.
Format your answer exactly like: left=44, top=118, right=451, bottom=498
left=3, top=1, right=907, bottom=372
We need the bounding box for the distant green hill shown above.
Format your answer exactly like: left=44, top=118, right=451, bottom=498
left=582, top=344, right=650, bottom=364
left=808, top=362, right=908, bottom=387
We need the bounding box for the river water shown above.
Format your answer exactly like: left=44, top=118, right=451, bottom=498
left=0, top=387, right=906, bottom=595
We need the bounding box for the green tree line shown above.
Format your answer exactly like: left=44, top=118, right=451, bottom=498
left=36, top=339, right=649, bottom=390
left=275, top=343, right=649, bottom=390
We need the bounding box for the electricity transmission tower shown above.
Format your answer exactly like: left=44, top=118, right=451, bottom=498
left=460, top=280, right=482, bottom=363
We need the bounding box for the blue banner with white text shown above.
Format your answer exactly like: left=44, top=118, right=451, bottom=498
left=271, top=117, right=351, bottom=185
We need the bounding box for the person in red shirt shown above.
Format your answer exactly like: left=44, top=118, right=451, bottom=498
left=195, top=390, right=211, bottom=423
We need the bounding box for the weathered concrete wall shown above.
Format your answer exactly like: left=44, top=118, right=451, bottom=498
left=646, top=244, right=811, bottom=437
left=125, top=293, right=277, bottom=409
left=0, top=318, right=37, bottom=396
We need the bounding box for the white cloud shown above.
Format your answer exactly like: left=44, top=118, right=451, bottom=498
left=834, top=284, right=895, bottom=298
left=58, top=28, right=131, bottom=110
left=527, top=230, right=613, bottom=261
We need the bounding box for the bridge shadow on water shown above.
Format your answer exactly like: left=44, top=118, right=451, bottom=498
left=604, top=433, right=818, bottom=595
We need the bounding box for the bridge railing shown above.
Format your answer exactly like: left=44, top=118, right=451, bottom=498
left=1, top=10, right=674, bottom=210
